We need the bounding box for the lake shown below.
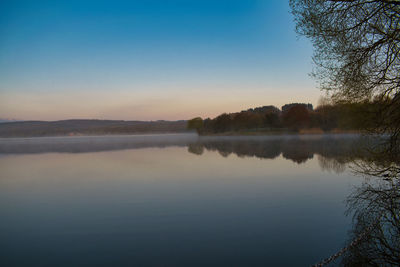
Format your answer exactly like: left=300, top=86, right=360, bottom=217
left=0, top=134, right=378, bottom=266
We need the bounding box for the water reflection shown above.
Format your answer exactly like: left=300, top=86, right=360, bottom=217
left=0, top=134, right=197, bottom=154
left=0, top=134, right=370, bottom=173
left=311, top=144, right=400, bottom=266
left=188, top=135, right=373, bottom=173
left=0, top=134, right=398, bottom=266
left=340, top=153, right=400, bottom=266
left=190, top=135, right=360, bottom=161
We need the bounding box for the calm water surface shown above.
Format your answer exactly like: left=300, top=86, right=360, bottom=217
left=0, top=134, right=366, bottom=266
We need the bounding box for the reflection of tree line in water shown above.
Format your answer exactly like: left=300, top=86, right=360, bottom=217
left=1, top=134, right=397, bottom=264
left=341, top=175, right=400, bottom=266
left=315, top=147, right=399, bottom=266
left=188, top=136, right=372, bottom=173
left=338, top=152, right=400, bottom=266
left=189, top=136, right=400, bottom=266
left=0, top=134, right=380, bottom=175
left=312, top=159, right=399, bottom=266
left=0, top=135, right=366, bottom=169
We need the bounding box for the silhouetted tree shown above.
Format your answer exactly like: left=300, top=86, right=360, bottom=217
left=290, top=0, right=400, bottom=149
left=282, top=105, right=310, bottom=130
left=232, top=112, right=263, bottom=130
left=213, top=113, right=232, bottom=133
left=264, top=111, right=281, bottom=128
left=187, top=117, right=204, bottom=134
left=312, top=104, right=339, bottom=131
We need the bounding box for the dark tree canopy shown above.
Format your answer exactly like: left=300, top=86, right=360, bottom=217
left=187, top=117, right=204, bottom=133
left=283, top=105, right=310, bottom=130
left=187, top=103, right=379, bottom=135
left=290, top=0, right=400, bottom=100
left=290, top=0, right=400, bottom=148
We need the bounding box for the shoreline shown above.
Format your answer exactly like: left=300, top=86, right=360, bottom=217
left=198, top=129, right=361, bottom=136
left=0, top=131, right=365, bottom=140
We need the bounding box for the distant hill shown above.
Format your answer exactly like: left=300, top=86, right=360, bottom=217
left=0, top=119, right=188, bottom=137
left=0, top=119, right=20, bottom=123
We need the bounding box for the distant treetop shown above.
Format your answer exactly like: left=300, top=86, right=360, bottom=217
left=246, top=105, right=280, bottom=114
left=281, top=103, right=313, bottom=113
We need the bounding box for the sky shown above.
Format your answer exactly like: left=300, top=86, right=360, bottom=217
left=0, top=0, right=320, bottom=121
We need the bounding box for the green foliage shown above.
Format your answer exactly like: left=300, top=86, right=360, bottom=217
left=213, top=113, right=233, bottom=133
left=232, top=112, right=263, bottom=131
left=187, top=117, right=204, bottom=133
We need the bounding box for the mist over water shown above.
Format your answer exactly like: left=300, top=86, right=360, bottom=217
left=0, top=133, right=364, bottom=158
left=0, top=134, right=371, bottom=266
left=0, top=133, right=198, bottom=154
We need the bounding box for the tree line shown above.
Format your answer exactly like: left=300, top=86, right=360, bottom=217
left=187, top=100, right=385, bottom=134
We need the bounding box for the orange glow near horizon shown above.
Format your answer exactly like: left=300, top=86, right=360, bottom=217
left=0, top=85, right=321, bottom=121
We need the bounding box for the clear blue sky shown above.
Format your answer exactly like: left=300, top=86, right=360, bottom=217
left=0, top=0, right=319, bottom=120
